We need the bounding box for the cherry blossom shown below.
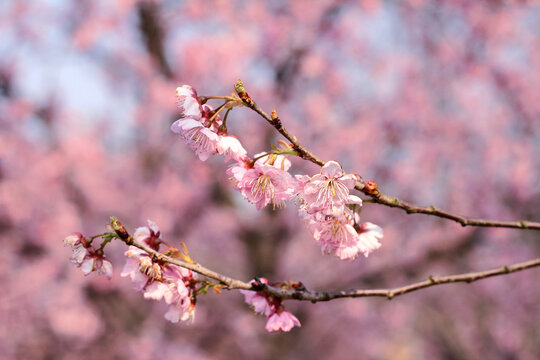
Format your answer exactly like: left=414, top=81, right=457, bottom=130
left=240, top=279, right=273, bottom=316
left=171, top=118, right=220, bottom=161
left=265, top=311, right=301, bottom=332
left=133, top=220, right=162, bottom=250
left=176, top=85, right=203, bottom=119
left=308, top=213, right=358, bottom=256
left=230, top=163, right=296, bottom=210
left=255, top=153, right=292, bottom=171
left=226, top=153, right=297, bottom=209
left=120, top=220, right=197, bottom=323
left=12, top=0, right=540, bottom=357
left=122, top=248, right=196, bottom=323
left=162, top=266, right=196, bottom=323
left=227, top=160, right=250, bottom=190
left=355, top=222, right=383, bottom=257
left=64, top=233, right=113, bottom=279
left=217, top=135, right=248, bottom=162
left=240, top=278, right=301, bottom=332
left=300, top=161, right=359, bottom=215
left=120, top=246, right=157, bottom=291
left=306, top=203, right=383, bottom=260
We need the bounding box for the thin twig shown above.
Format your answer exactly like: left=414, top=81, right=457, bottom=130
left=283, top=257, right=540, bottom=302
left=237, top=87, right=540, bottom=231
left=111, top=220, right=252, bottom=290
left=121, top=234, right=539, bottom=302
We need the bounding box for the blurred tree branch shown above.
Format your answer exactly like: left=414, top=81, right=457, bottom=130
left=138, top=2, right=173, bottom=79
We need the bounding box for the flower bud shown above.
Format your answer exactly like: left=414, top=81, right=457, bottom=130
left=364, top=180, right=378, bottom=195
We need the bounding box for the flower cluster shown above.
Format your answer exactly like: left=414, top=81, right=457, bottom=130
left=63, top=84, right=386, bottom=334
left=298, top=161, right=383, bottom=260
left=171, top=85, right=247, bottom=162
left=240, top=279, right=301, bottom=332
left=227, top=153, right=296, bottom=210
left=171, top=85, right=383, bottom=261
left=64, top=232, right=113, bottom=279
left=120, top=220, right=197, bottom=323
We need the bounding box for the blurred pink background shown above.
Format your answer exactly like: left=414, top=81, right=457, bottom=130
left=1, top=1, right=539, bottom=359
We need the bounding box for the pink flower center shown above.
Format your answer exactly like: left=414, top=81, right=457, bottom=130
left=330, top=219, right=349, bottom=244
left=316, top=179, right=349, bottom=206
left=184, top=127, right=214, bottom=152
left=249, top=174, right=274, bottom=200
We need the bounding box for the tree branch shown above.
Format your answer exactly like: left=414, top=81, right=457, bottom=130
left=138, top=2, right=173, bottom=79
left=116, top=227, right=539, bottom=303
left=237, top=87, right=540, bottom=231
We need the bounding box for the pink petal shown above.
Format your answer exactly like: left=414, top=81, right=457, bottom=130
left=164, top=306, right=182, bottom=323
left=99, top=259, right=113, bottom=279
left=320, top=161, right=343, bottom=178
left=143, top=281, right=170, bottom=301
left=80, top=257, right=95, bottom=275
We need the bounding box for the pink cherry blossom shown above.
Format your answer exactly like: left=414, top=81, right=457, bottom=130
left=164, top=302, right=195, bottom=323
left=171, top=118, right=220, bottom=161
left=217, top=135, right=248, bottom=162
left=334, top=221, right=383, bottom=260
left=120, top=246, right=156, bottom=291
left=161, top=266, right=195, bottom=323
left=300, top=161, right=359, bottom=214
left=78, top=255, right=113, bottom=279
left=133, top=219, right=162, bottom=250
left=64, top=233, right=113, bottom=279
left=238, top=163, right=296, bottom=210
left=120, top=222, right=197, bottom=323
left=201, top=104, right=223, bottom=128
left=309, top=214, right=359, bottom=256
left=227, top=160, right=250, bottom=190
left=77, top=250, right=113, bottom=278
left=265, top=311, right=301, bottom=332
left=63, top=232, right=84, bottom=247
left=227, top=153, right=297, bottom=209
left=355, top=222, right=383, bottom=257
left=241, top=279, right=301, bottom=332
left=176, top=85, right=203, bottom=119
left=96, top=257, right=113, bottom=279
left=254, top=153, right=291, bottom=171
left=121, top=220, right=197, bottom=323
left=240, top=280, right=273, bottom=316
left=305, top=202, right=382, bottom=261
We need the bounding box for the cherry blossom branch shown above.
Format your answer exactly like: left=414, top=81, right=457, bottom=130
left=274, top=257, right=540, bottom=302
left=363, top=194, right=540, bottom=230
left=112, top=218, right=539, bottom=302
left=110, top=218, right=252, bottom=291
left=233, top=81, right=540, bottom=231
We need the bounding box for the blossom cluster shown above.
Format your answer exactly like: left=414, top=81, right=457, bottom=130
left=63, top=84, right=385, bottom=334
left=64, top=221, right=198, bottom=324
left=240, top=279, right=301, bottom=332
left=171, top=85, right=247, bottom=162
left=120, top=220, right=197, bottom=323
left=64, top=232, right=113, bottom=279
left=172, top=85, right=383, bottom=261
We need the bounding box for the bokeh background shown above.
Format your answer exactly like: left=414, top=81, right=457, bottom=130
left=1, top=0, right=540, bottom=359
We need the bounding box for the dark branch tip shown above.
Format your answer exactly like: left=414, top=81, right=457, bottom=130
left=251, top=278, right=267, bottom=291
